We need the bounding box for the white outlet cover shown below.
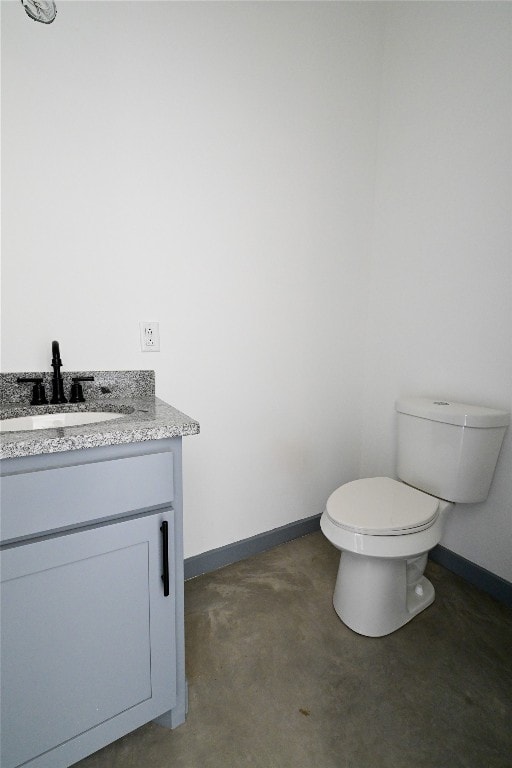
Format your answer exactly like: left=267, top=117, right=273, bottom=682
left=140, top=321, right=160, bottom=352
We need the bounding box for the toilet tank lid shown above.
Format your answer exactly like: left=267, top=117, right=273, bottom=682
left=396, top=397, right=510, bottom=428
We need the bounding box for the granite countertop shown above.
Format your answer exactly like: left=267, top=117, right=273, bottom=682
left=0, top=371, right=199, bottom=460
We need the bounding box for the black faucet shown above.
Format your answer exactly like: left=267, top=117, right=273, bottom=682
left=16, top=377, right=48, bottom=405
left=69, top=376, right=95, bottom=403
left=50, top=340, right=67, bottom=404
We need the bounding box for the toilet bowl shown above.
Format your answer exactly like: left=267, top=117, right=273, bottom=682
left=320, top=397, right=509, bottom=638
left=320, top=477, right=453, bottom=637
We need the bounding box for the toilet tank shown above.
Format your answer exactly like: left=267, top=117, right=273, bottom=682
left=395, top=397, right=509, bottom=503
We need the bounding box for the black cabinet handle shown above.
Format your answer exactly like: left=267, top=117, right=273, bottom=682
left=160, top=521, right=170, bottom=597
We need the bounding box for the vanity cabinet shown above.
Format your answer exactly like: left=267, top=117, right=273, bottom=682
left=0, top=439, right=187, bottom=768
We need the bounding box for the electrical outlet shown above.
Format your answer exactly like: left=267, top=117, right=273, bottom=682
left=140, top=321, right=160, bottom=352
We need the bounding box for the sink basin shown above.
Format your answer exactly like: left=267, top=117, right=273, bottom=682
left=0, top=412, right=125, bottom=433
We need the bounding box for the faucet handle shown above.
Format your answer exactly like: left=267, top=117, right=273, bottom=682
left=17, top=377, right=48, bottom=406
left=69, top=376, right=95, bottom=403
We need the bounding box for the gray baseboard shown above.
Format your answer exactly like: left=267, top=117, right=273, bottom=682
left=184, top=513, right=321, bottom=581
left=185, top=518, right=512, bottom=611
left=429, top=545, right=512, bottom=609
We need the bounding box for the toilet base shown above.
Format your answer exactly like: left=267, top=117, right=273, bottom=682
left=332, top=551, right=435, bottom=637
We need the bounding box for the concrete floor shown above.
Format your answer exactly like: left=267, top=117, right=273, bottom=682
left=76, top=532, right=512, bottom=768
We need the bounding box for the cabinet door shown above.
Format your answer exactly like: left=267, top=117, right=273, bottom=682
left=1, top=511, right=175, bottom=768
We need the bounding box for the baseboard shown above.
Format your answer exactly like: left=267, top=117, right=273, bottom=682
left=185, top=520, right=512, bottom=610
left=184, top=513, right=321, bottom=580
left=429, top=545, right=512, bottom=609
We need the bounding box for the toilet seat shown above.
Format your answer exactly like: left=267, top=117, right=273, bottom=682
left=325, top=477, right=439, bottom=536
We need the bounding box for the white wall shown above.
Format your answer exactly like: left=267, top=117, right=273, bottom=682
left=2, top=2, right=510, bottom=580
left=360, top=2, right=512, bottom=581
left=1, top=2, right=382, bottom=557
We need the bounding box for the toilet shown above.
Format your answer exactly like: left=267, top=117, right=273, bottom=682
left=320, top=397, right=509, bottom=637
